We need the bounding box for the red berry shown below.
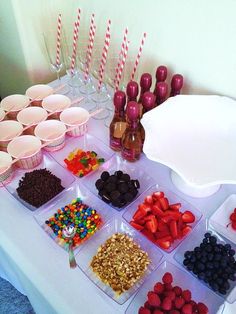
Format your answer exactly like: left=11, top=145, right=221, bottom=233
left=161, top=297, right=172, bottom=310
left=159, top=197, right=169, bottom=211
left=232, top=221, right=236, bottom=230
left=182, top=211, right=195, bottom=223
left=156, top=238, right=172, bottom=250
left=144, top=301, right=152, bottom=309
left=154, top=282, right=164, bottom=294
left=163, top=290, right=175, bottom=301
left=173, top=285, right=182, bottom=296
left=234, top=207, right=236, bottom=214
left=169, top=203, right=181, bottom=211
left=170, top=220, right=178, bottom=238
left=162, top=272, right=173, bottom=284
left=174, top=296, right=185, bottom=309
left=138, top=307, right=151, bottom=314
left=144, top=195, right=153, bottom=205
left=164, top=283, right=173, bottom=291
left=182, top=289, right=191, bottom=302
left=182, top=226, right=192, bottom=237
left=230, top=213, right=236, bottom=221
left=181, top=303, right=193, bottom=314
left=130, top=221, right=144, bottom=231
left=197, top=302, right=209, bottom=314
left=153, top=310, right=164, bottom=314
left=189, top=300, right=198, bottom=312
left=147, top=291, right=161, bottom=307
left=169, top=311, right=180, bottom=314
left=152, top=191, right=164, bottom=199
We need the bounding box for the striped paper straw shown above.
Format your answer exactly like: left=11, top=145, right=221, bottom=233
left=114, top=27, right=128, bottom=86
left=115, top=40, right=130, bottom=91
left=130, top=32, right=147, bottom=81
left=97, top=19, right=111, bottom=91
left=56, top=14, right=62, bottom=66
left=70, top=21, right=80, bottom=75
left=76, top=8, right=81, bottom=39
left=84, top=14, right=96, bottom=81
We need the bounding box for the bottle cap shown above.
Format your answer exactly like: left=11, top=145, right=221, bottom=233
left=142, top=92, right=156, bottom=111
left=140, top=73, right=152, bottom=90
left=126, top=81, right=139, bottom=99
left=171, top=74, right=184, bottom=91
left=113, top=91, right=126, bottom=109
left=126, top=101, right=139, bottom=121
left=156, top=82, right=168, bottom=100
left=156, top=65, right=167, bottom=82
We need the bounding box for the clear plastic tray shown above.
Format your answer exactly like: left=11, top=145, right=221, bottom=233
left=48, top=133, right=114, bottom=178
left=4, top=153, right=75, bottom=211
left=75, top=217, right=163, bottom=304
left=125, top=260, right=225, bottom=314
left=34, top=183, right=112, bottom=255
left=123, top=184, right=202, bottom=253
left=209, top=194, right=236, bottom=245
left=174, top=219, right=236, bottom=303
left=83, top=154, right=155, bottom=211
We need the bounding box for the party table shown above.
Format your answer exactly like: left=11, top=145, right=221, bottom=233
left=0, top=79, right=236, bottom=314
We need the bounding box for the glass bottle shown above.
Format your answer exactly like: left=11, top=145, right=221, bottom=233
left=156, top=82, right=168, bottom=105
left=170, top=74, right=184, bottom=96
left=109, top=91, right=127, bottom=151
left=121, top=101, right=142, bottom=162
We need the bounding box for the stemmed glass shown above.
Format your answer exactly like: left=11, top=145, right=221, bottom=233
left=42, top=30, right=70, bottom=95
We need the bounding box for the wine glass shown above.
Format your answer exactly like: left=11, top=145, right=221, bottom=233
left=42, top=30, right=70, bottom=95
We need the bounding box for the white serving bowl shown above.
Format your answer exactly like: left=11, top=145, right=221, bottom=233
left=142, top=95, right=236, bottom=197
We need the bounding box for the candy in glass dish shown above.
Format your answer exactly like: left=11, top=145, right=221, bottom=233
left=142, top=95, right=236, bottom=197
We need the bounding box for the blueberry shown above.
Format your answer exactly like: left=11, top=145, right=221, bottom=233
left=206, top=262, right=214, bottom=270
left=225, top=244, right=232, bottom=251
left=198, top=272, right=205, bottom=280
left=229, top=249, right=235, bottom=256
left=203, top=238, right=209, bottom=244
left=217, top=278, right=223, bottom=285
left=206, top=244, right=213, bottom=252
left=207, top=253, right=214, bottom=261
left=190, top=256, right=196, bottom=263
left=187, top=264, right=194, bottom=271
left=197, top=262, right=205, bottom=271
left=193, top=268, right=198, bottom=275
left=229, top=274, right=236, bottom=281
left=183, top=259, right=189, bottom=266
left=222, top=281, right=230, bottom=290
left=184, top=251, right=192, bottom=259
left=215, top=254, right=221, bottom=261
left=194, top=246, right=201, bottom=253
left=204, top=232, right=211, bottom=238
left=219, top=288, right=227, bottom=295
left=209, top=236, right=217, bottom=244
left=211, top=282, right=219, bottom=292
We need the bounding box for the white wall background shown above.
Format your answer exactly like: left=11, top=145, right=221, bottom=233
left=0, top=0, right=235, bottom=98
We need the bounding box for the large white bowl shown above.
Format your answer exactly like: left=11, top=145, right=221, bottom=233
left=142, top=95, right=236, bottom=197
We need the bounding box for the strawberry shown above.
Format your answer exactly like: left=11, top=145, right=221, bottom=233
left=144, top=195, right=153, bottom=205
left=138, top=307, right=151, bottom=314
left=156, top=236, right=172, bottom=250
left=152, top=191, right=164, bottom=200
left=182, top=226, right=192, bottom=237
left=151, top=204, right=164, bottom=217
left=173, top=286, right=182, bottom=296
left=155, top=229, right=171, bottom=239
left=182, top=211, right=195, bottom=223
left=133, top=208, right=146, bottom=221
left=162, top=272, right=173, bottom=284
left=135, top=218, right=146, bottom=225
left=130, top=221, right=144, bottom=231
left=230, top=212, right=236, bottom=221
left=182, top=290, right=191, bottom=302
left=161, top=215, right=175, bottom=224
left=177, top=216, right=183, bottom=236
left=154, top=282, right=164, bottom=294
left=174, top=296, right=185, bottom=309
left=170, top=220, right=178, bottom=238
left=181, top=303, right=192, bottom=314
left=157, top=220, right=169, bottom=232
left=159, top=197, right=169, bottom=211
left=197, top=302, right=209, bottom=314
left=147, top=291, right=161, bottom=307
left=169, top=203, right=181, bottom=211
left=161, top=297, right=172, bottom=310
left=142, top=228, right=156, bottom=242
left=146, top=216, right=158, bottom=233
left=162, top=210, right=181, bottom=219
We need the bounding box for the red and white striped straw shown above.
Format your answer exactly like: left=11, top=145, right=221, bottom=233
left=130, top=32, right=147, bottom=81
left=70, top=21, right=79, bottom=75
left=56, top=14, right=62, bottom=66
left=75, top=8, right=81, bottom=40
left=84, top=14, right=96, bottom=81
left=114, top=27, right=128, bottom=86
left=97, top=19, right=111, bottom=91
left=115, top=40, right=130, bottom=91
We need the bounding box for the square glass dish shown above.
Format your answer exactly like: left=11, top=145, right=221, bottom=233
left=34, top=183, right=112, bottom=255
left=83, top=154, right=155, bottom=211
left=48, top=133, right=114, bottom=178
left=174, top=219, right=236, bottom=303
left=123, top=184, right=202, bottom=253
left=125, top=260, right=225, bottom=314
left=4, top=153, right=75, bottom=211
left=209, top=194, right=236, bottom=245
left=75, top=217, right=163, bottom=304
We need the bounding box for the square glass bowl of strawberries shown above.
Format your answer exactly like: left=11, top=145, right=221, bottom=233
left=122, top=184, right=202, bottom=253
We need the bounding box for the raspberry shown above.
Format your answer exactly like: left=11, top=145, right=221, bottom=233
left=163, top=290, right=175, bottom=301
left=138, top=307, right=151, bottom=314
left=161, top=297, right=172, bottom=311
left=147, top=291, right=161, bottom=307
left=182, top=289, right=191, bottom=302
left=174, top=296, right=185, bottom=309
left=164, top=283, right=173, bottom=291
left=173, top=285, right=182, bottom=296
left=144, top=301, right=152, bottom=309
left=181, top=303, right=193, bottom=314
left=154, top=282, right=164, bottom=294
left=169, top=311, right=180, bottom=314
left=189, top=300, right=197, bottom=312
left=153, top=310, right=164, bottom=314
left=197, top=302, right=209, bottom=314
left=162, top=272, right=173, bottom=284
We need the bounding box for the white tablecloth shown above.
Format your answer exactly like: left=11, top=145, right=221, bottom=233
left=0, top=79, right=236, bottom=314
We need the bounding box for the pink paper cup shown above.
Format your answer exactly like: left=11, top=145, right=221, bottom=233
left=60, top=107, right=89, bottom=137
left=7, top=135, right=42, bottom=169
left=1, top=94, right=31, bottom=119
left=34, top=120, right=66, bottom=152
left=42, top=94, right=71, bottom=119
left=25, top=84, right=54, bottom=106
left=0, top=120, right=23, bottom=151
left=17, top=107, right=48, bottom=135
left=0, top=151, right=13, bottom=187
